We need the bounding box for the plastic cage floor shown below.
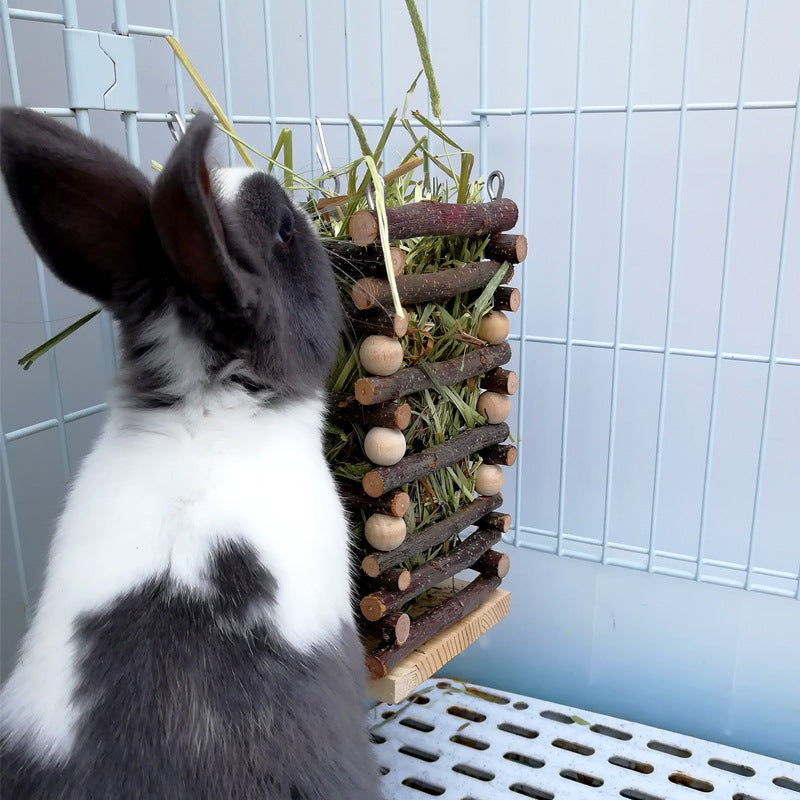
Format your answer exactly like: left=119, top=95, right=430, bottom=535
left=368, top=678, right=799, bottom=800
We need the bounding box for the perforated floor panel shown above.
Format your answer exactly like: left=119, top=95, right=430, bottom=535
left=368, top=678, right=799, bottom=799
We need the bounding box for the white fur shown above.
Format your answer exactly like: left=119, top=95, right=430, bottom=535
left=0, top=387, right=352, bottom=760
left=212, top=166, right=256, bottom=204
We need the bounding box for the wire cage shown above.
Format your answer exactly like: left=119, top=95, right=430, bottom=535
left=1, top=0, right=799, bottom=772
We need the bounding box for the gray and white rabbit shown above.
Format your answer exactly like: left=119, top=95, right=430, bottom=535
left=0, top=107, right=383, bottom=799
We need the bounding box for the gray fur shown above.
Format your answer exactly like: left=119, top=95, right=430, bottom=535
left=0, top=108, right=381, bottom=798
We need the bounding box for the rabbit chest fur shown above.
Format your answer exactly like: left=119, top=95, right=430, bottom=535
left=0, top=108, right=382, bottom=799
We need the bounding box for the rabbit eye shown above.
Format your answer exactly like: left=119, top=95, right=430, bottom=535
left=276, top=207, right=294, bottom=244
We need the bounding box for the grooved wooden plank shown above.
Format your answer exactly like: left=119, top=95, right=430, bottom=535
left=366, top=580, right=510, bottom=704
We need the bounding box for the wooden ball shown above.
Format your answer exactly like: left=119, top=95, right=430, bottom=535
left=475, top=463, right=505, bottom=496
left=365, top=514, right=407, bottom=551
left=478, top=311, right=510, bottom=344
left=364, top=427, right=407, bottom=466
left=477, top=391, right=512, bottom=424
left=359, top=335, right=404, bottom=376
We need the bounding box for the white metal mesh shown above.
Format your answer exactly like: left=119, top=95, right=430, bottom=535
left=0, top=0, right=798, bottom=663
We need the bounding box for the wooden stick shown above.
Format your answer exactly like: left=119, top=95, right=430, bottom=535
left=351, top=260, right=513, bottom=311
left=362, top=422, right=510, bottom=498
left=481, top=511, right=512, bottom=534
left=335, top=480, right=410, bottom=518
left=360, top=528, right=501, bottom=621
left=482, top=367, right=518, bottom=396
left=366, top=574, right=501, bottom=679
left=377, top=568, right=412, bottom=592
left=361, top=494, right=504, bottom=577
left=478, top=443, right=517, bottom=467
left=361, top=611, right=411, bottom=647
left=330, top=393, right=411, bottom=430
left=473, top=549, right=510, bottom=579
left=485, top=232, right=527, bottom=264
left=349, top=199, right=518, bottom=246
left=346, top=304, right=409, bottom=338
left=355, top=342, right=512, bottom=406
left=326, top=240, right=405, bottom=277
left=493, top=286, right=521, bottom=313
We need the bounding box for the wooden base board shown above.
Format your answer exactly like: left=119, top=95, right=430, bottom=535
left=366, top=582, right=511, bottom=705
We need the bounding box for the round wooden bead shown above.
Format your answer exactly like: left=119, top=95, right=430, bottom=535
left=475, top=463, right=505, bottom=496
left=477, top=310, right=510, bottom=345
left=365, top=514, right=407, bottom=551
left=364, top=426, right=407, bottom=466
left=359, top=335, right=404, bottom=376
left=477, top=391, right=512, bottom=424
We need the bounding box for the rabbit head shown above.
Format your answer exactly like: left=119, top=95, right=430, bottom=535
left=0, top=108, right=342, bottom=406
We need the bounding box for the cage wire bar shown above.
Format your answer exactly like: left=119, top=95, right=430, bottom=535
left=1, top=0, right=799, bottom=603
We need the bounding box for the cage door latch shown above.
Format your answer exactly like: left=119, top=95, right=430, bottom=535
left=63, top=29, right=139, bottom=112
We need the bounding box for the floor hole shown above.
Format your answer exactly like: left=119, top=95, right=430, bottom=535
left=401, top=777, right=445, bottom=796
left=540, top=710, right=575, bottom=725
left=370, top=732, right=386, bottom=744
left=504, top=751, right=545, bottom=769
left=552, top=737, right=594, bottom=756
left=513, top=701, right=529, bottom=710
left=398, top=745, right=439, bottom=763
left=733, top=794, right=767, bottom=800
left=399, top=717, right=435, bottom=733
left=465, top=686, right=511, bottom=704
left=498, top=722, right=539, bottom=739
left=620, top=790, right=665, bottom=800
left=708, top=757, right=755, bottom=777
left=450, top=734, right=490, bottom=751
left=379, top=765, right=390, bottom=776
left=436, top=681, right=451, bottom=689
left=647, top=739, right=692, bottom=758
left=609, top=755, right=654, bottom=774
left=591, top=723, right=632, bottom=741
left=775, top=777, right=800, bottom=793
left=452, top=763, right=495, bottom=782
left=560, top=768, right=603, bottom=787
left=509, top=783, right=554, bottom=799
left=411, top=694, right=431, bottom=705
left=381, top=710, right=396, bottom=719
left=668, top=772, right=714, bottom=792
left=448, top=706, right=487, bottom=723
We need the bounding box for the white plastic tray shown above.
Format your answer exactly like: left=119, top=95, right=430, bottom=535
left=369, top=678, right=799, bottom=799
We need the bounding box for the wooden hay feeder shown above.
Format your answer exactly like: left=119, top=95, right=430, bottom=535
left=326, top=196, right=526, bottom=704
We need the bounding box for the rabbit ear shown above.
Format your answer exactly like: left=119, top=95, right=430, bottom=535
left=150, top=112, right=232, bottom=296
left=0, top=107, right=161, bottom=303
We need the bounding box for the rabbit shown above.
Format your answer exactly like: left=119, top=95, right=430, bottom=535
left=0, top=107, right=383, bottom=800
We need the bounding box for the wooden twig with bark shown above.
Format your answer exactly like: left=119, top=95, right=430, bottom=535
left=365, top=573, right=501, bottom=679
left=355, top=342, right=512, bottom=406
left=362, top=423, right=510, bottom=497
left=361, top=493, right=503, bottom=577
left=351, top=261, right=513, bottom=311
left=360, top=528, right=501, bottom=621
left=348, top=199, right=518, bottom=245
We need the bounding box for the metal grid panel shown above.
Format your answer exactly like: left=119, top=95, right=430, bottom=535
left=0, top=0, right=798, bottom=629
left=371, top=678, right=800, bottom=798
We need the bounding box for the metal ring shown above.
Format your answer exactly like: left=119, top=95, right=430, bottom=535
left=487, top=170, right=504, bottom=200
left=166, top=111, right=186, bottom=142
left=320, top=173, right=342, bottom=196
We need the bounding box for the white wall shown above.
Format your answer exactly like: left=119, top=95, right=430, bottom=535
left=1, top=0, right=798, bottom=763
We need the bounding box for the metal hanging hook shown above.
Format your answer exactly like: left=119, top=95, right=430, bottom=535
left=365, top=179, right=376, bottom=211
left=315, top=117, right=341, bottom=195
left=166, top=110, right=186, bottom=143
left=487, top=170, right=505, bottom=200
